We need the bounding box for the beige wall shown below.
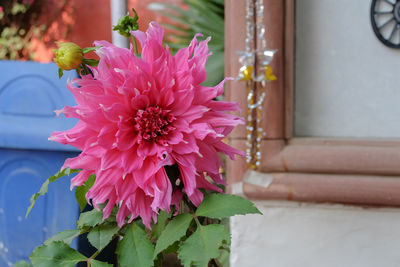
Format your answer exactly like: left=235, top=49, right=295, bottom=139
left=295, top=0, right=400, bottom=138
left=231, top=201, right=400, bottom=267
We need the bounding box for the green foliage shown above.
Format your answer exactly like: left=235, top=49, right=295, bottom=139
left=11, top=3, right=28, bottom=15
left=150, top=210, right=169, bottom=239
left=75, top=174, right=96, bottom=212
left=44, top=230, right=82, bottom=246
left=77, top=209, right=104, bottom=229
left=82, top=58, right=99, bottom=67
left=0, top=26, right=27, bottom=59
left=58, top=68, right=64, bottom=78
left=15, top=261, right=32, bottom=267
left=0, top=0, right=69, bottom=60
left=27, top=165, right=259, bottom=267
left=27, top=191, right=260, bottom=266
left=27, top=208, right=120, bottom=266
left=112, top=8, right=139, bottom=38
left=153, top=213, right=193, bottom=258
left=196, top=193, right=262, bottom=219
left=148, top=0, right=225, bottom=87
left=30, top=241, right=87, bottom=267
left=26, top=168, right=80, bottom=218
left=82, top=46, right=102, bottom=54
left=91, top=260, right=113, bottom=267
left=87, top=223, right=120, bottom=251
left=178, top=224, right=230, bottom=267
left=116, top=223, right=155, bottom=267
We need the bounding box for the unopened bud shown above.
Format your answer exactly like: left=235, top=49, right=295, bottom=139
left=53, top=42, right=83, bottom=70
left=113, top=8, right=139, bottom=38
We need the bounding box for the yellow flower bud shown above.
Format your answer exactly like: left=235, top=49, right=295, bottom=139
left=53, top=42, right=83, bottom=70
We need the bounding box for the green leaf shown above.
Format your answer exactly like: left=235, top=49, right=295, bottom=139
left=75, top=174, right=95, bottom=212
left=44, top=230, right=82, bottom=246
left=87, top=223, right=120, bottom=251
left=178, top=224, right=230, bottom=267
left=153, top=213, right=193, bottom=258
left=58, top=68, right=63, bottom=79
left=77, top=209, right=104, bottom=229
left=196, top=193, right=262, bottom=219
left=153, top=254, right=163, bottom=267
left=163, top=241, right=180, bottom=254
left=30, top=241, right=86, bottom=267
left=15, top=260, right=32, bottom=267
left=218, top=248, right=230, bottom=267
left=82, top=46, right=101, bottom=54
left=26, top=168, right=80, bottom=218
left=91, top=260, right=113, bottom=267
left=82, top=58, right=99, bottom=67
left=150, top=210, right=169, bottom=239
left=116, top=223, right=155, bottom=267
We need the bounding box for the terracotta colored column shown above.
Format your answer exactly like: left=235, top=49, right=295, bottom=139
left=225, top=0, right=286, bottom=186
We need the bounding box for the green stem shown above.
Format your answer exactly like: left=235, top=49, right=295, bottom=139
left=194, top=215, right=202, bottom=227
left=131, top=36, right=138, bottom=55
left=89, top=234, right=112, bottom=261
left=89, top=249, right=102, bottom=260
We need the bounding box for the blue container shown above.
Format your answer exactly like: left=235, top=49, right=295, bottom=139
left=0, top=61, right=79, bottom=266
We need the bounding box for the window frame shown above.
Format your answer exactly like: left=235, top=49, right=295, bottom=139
left=225, top=0, right=400, bottom=206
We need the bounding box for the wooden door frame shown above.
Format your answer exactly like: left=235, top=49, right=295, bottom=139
left=225, top=0, right=400, bottom=206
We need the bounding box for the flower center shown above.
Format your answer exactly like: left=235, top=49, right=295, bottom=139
left=134, top=106, right=176, bottom=144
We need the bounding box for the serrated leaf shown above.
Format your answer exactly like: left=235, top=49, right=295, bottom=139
left=218, top=248, right=230, bottom=267
left=77, top=209, right=104, bottom=229
left=26, top=168, right=80, bottom=218
left=153, top=213, right=192, bottom=258
left=178, top=224, right=230, bottom=267
left=44, top=229, right=82, bottom=246
left=87, top=223, right=120, bottom=251
left=91, top=260, right=113, bottom=267
left=163, top=241, right=180, bottom=254
left=30, top=241, right=86, bottom=267
left=196, top=193, right=262, bottom=219
left=150, top=210, right=169, bottom=239
left=82, top=46, right=101, bottom=54
left=75, top=174, right=95, bottom=212
left=116, top=223, right=154, bottom=267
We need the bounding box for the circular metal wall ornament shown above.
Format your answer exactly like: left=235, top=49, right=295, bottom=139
left=371, top=0, right=400, bottom=48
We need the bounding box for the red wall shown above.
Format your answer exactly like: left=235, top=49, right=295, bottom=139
left=33, top=0, right=181, bottom=62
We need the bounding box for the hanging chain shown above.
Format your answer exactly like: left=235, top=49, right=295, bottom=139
left=238, top=0, right=277, bottom=170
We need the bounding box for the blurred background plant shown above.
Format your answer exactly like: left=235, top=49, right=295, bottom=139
left=148, top=0, right=224, bottom=87
left=0, top=0, right=70, bottom=60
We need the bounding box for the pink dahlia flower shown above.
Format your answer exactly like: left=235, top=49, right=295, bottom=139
left=50, top=22, right=244, bottom=228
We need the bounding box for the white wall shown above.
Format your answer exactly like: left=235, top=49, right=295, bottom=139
left=295, top=0, right=400, bottom=138
left=230, top=201, right=400, bottom=267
